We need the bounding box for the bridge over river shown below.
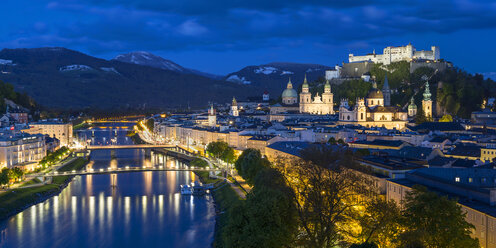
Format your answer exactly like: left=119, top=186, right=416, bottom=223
left=50, top=165, right=220, bottom=176
left=85, top=144, right=176, bottom=150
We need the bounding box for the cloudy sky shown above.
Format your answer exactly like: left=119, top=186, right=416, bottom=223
left=1, top=0, right=496, bottom=75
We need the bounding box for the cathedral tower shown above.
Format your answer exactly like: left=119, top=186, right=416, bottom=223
left=422, top=81, right=433, bottom=119
left=299, top=74, right=311, bottom=112
left=321, top=80, right=334, bottom=114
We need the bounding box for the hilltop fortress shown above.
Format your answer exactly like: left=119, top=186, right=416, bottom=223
left=348, top=43, right=440, bottom=65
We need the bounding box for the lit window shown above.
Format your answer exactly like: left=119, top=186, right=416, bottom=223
left=468, top=177, right=473, bottom=183
left=455, top=177, right=460, bottom=182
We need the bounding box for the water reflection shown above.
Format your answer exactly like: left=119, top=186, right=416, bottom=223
left=0, top=129, right=215, bottom=248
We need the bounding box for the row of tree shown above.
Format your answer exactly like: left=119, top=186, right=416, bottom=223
left=38, top=146, right=70, bottom=169
left=206, top=141, right=236, bottom=164
left=0, top=167, right=24, bottom=186
left=220, top=145, right=480, bottom=248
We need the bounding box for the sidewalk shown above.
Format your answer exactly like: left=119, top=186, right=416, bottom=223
left=201, top=157, right=247, bottom=199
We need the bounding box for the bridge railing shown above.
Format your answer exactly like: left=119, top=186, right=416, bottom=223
left=51, top=165, right=219, bottom=176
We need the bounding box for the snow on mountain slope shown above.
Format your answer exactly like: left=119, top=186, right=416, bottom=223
left=114, top=51, right=185, bottom=72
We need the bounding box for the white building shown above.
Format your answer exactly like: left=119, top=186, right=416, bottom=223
left=348, top=43, right=440, bottom=65
left=325, top=65, right=342, bottom=80
left=230, top=97, right=239, bottom=117
left=0, top=133, right=46, bottom=169
left=24, top=122, right=73, bottom=147
left=207, top=105, right=216, bottom=127
left=338, top=80, right=408, bottom=130
left=299, top=76, right=334, bottom=115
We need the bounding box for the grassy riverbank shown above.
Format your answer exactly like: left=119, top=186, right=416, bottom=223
left=0, top=158, right=88, bottom=221
left=195, top=171, right=242, bottom=248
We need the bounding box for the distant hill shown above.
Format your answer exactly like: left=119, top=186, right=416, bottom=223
left=113, top=51, right=221, bottom=79
left=0, top=47, right=256, bottom=109
left=224, top=62, right=333, bottom=98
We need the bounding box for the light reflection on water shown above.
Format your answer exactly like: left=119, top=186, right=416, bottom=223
left=0, top=129, right=215, bottom=248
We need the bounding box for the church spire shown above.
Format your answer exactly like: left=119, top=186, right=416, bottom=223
left=382, top=74, right=389, bottom=90
left=324, top=79, right=331, bottom=93
left=287, top=77, right=293, bottom=89
left=423, top=81, right=431, bottom=101
left=303, top=74, right=308, bottom=87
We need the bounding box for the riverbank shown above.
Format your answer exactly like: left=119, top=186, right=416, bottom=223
left=0, top=158, right=88, bottom=222
left=195, top=170, right=242, bottom=248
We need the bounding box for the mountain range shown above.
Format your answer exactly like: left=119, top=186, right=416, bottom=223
left=0, top=47, right=332, bottom=109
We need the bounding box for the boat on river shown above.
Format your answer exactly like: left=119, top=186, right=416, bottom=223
left=180, top=184, right=192, bottom=195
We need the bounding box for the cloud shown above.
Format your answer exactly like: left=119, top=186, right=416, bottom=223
left=177, top=20, right=208, bottom=36
left=2, top=0, right=496, bottom=74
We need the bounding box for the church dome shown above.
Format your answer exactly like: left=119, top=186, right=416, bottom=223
left=282, top=88, right=298, bottom=98
left=408, top=98, right=417, bottom=109
left=367, top=88, right=383, bottom=99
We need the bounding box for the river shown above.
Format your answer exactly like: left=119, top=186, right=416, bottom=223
left=0, top=127, right=216, bottom=248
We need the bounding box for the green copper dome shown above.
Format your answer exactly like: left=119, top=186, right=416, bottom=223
left=324, top=80, right=331, bottom=90
left=282, top=88, right=298, bottom=98
left=408, top=98, right=417, bottom=109
left=282, top=78, right=298, bottom=98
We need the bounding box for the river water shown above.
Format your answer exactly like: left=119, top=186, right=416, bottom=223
left=0, top=128, right=216, bottom=248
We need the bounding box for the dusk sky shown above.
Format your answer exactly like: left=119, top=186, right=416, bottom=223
left=1, top=0, right=496, bottom=76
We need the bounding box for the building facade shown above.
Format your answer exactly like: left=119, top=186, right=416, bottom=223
left=422, top=81, right=433, bottom=118
left=230, top=97, right=239, bottom=117
left=348, top=43, right=440, bottom=65
left=0, top=133, right=46, bottom=169
left=299, top=76, right=334, bottom=115
left=338, top=80, right=408, bottom=130
left=25, top=122, right=73, bottom=147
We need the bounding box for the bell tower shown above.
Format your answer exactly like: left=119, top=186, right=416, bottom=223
left=299, top=74, right=312, bottom=113
left=422, top=81, right=433, bottom=119
left=208, top=104, right=216, bottom=127
left=230, top=97, right=239, bottom=117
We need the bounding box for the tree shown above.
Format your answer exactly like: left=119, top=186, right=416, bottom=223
left=223, top=168, right=298, bottom=248
left=145, top=118, right=155, bottom=131
left=206, top=141, right=228, bottom=160
left=350, top=243, right=378, bottom=248
left=234, top=149, right=269, bottom=186
left=328, top=137, right=337, bottom=144
left=399, top=186, right=479, bottom=248
left=415, top=107, right=427, bottom=124
left=0, top=169, right=9, bottom=186
left=439, top=114, right=453, bottom=122
left=279, top=146, right=375, bottom=247
left=221, top=146, right=236, bottom=164
left=358, top=198, right=402, bottom=247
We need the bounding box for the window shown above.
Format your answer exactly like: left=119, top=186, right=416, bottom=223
left=361, top=113, right=364, bottom=120
left=455, top=177, right=460, bottom=182
left=468, top=177, right=473, bottom=183
left=482, top=178, right=487, bottom=183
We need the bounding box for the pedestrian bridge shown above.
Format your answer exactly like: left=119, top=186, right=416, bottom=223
left=85, top=144, right=176, bottom=150
left=51, top=165, right=220, bottom=176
